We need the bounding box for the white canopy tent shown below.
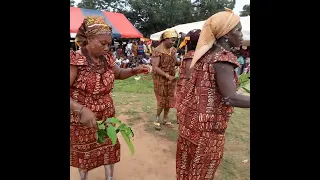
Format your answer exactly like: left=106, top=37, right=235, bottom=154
left=71, top=33, right=76, bottom=39
left=150, top=16, right=250, bottom=46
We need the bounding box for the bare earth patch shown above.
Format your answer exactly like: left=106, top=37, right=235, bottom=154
left=71, top=76, right=250, bottom=180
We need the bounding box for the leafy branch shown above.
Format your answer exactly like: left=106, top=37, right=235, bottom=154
left=96, top=117, right=135, bottom=155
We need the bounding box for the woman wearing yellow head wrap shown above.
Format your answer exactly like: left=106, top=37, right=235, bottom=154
left=151, top=29, right=179, bottom=130
left=70, top=16, right=149, bottom=180
left=175, top=29, right=201, bottom=123
left=176, top=9, right=250, bottom=180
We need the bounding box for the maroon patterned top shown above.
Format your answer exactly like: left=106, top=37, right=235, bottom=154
left=70, top=51, right=116, bottom=119
left=175, top=50, right=194, bottom=109
left=177, top=48, right=240, bottom=143
left=70, top=51, right=120, bottom=171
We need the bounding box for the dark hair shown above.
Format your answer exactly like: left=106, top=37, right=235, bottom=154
left=160, top=34, right=165, bottom=42
left=186, top=29, right=201, bottom=51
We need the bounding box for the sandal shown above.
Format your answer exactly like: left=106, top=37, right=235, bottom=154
left=162, top=121, right=175, bottom=128
left=154, top=116, right=162, bottom=130
left=154, top=121, right=161, bottom=130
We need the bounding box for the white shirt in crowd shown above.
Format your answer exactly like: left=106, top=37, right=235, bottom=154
left=143, top=44, right=147, bottom=52
left=115, top=58, right=122, bottom=66
left=126, top=43, right=132, bottom=50
left=122, top=59, right=130, bottom=64
left=142, top=58, right=151, bottom=64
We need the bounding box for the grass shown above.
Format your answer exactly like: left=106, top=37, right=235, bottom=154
left=113, top=75, right=154, bottom=93
left=112, top=74, right=250, bottom=180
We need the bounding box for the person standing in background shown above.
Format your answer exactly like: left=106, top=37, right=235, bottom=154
left=137, top=41, right=145, bottom=56
left=126, top=40, right=133, bottom=57
left=175, top=29, right=201, bottom=124
left=236, top=52, right=245, bottom=75
left=152, top=29, right=180, bottom=130
left=244, top=57, right=250, bottom=73
left=132, top=41, right=138, bottom=57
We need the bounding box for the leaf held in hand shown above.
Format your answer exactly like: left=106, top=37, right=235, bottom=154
left=107, top=125, right=117, bottom=145
left=97, top=130, right=106, bottom=144
left=95, top=117, right=135, bottom=155
left=120, top=130, right=135, bottom=155
left=98, top=123, right=106, bottom=130
left=106, top=117, right=122, bottom=125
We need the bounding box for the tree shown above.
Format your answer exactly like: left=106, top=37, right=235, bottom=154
left=77, top=0, right=128, bottom=11
left=70, top=0, right=75, bottom=6
left=75, top=0, right=236, bottom=37
left=240, top=4, right=250, bottom=16
left=122, top=0, right=196, bottom=36
left=122, top=0, right=235, bottom=37
left=77, top=0, right=99, bottom=9
left=192, top=0, right=236, bottom=20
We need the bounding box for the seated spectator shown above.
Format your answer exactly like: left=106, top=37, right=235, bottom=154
left=142, top=55, right=151, bottom=64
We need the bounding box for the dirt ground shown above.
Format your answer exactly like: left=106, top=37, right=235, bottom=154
left=70, top=90, right=250, bottom=180
left=70, top=114, right=177, bottom=180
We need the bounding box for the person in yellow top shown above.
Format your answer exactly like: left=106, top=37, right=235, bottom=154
left=132, top=41, right=138, bottom=56
left=151, top=29, right=180, bottom=130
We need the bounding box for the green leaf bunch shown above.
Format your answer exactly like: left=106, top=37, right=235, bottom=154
left=96, top=117, right=135, bottom=155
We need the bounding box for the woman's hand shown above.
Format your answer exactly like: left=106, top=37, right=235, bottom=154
left=167, top=75, right=176, bottom=82
left=133, top=65, right=150, bottom=74
left=80, top=107, right=98, bottom=130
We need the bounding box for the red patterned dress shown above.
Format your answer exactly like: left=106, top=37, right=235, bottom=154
left=176, top=48, right=239, bottom=179
left=70, top=51, right=120, bottom=171
left=152, top=46, right=178, bottom=108
left=175, top=50, right=194, bottom=109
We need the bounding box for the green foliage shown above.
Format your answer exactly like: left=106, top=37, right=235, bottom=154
left=70, top=0, right=76, bottom=6
left=96, top=117, right=135, bottom=155
left=113, top=75, right=154, bottom=93
left=240, top=4, right=250, bottom=17
left=75, top=0, right=236, bottom=37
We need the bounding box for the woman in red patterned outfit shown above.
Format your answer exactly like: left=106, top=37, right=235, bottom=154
left=152, top=29, right=180, bottom=130
left=70, top=16, right=149, bottom=180
left=176, top=9, right=250, bottom=179
left=175, top=29, right=201, bottom=117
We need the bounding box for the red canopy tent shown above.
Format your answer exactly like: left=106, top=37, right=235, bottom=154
left=70, top=7, right=143, bottom=39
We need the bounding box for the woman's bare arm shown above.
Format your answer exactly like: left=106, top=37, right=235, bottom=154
left=112, top=65, right=138, bottom=80
left=70, top=65, right=84, bottom=112
left=213, top=62, right=250, bottom=108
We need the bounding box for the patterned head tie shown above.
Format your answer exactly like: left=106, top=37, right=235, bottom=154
left=161, top=29, right=178, bottom=41
left=75, top=16, right=113, bottom=47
